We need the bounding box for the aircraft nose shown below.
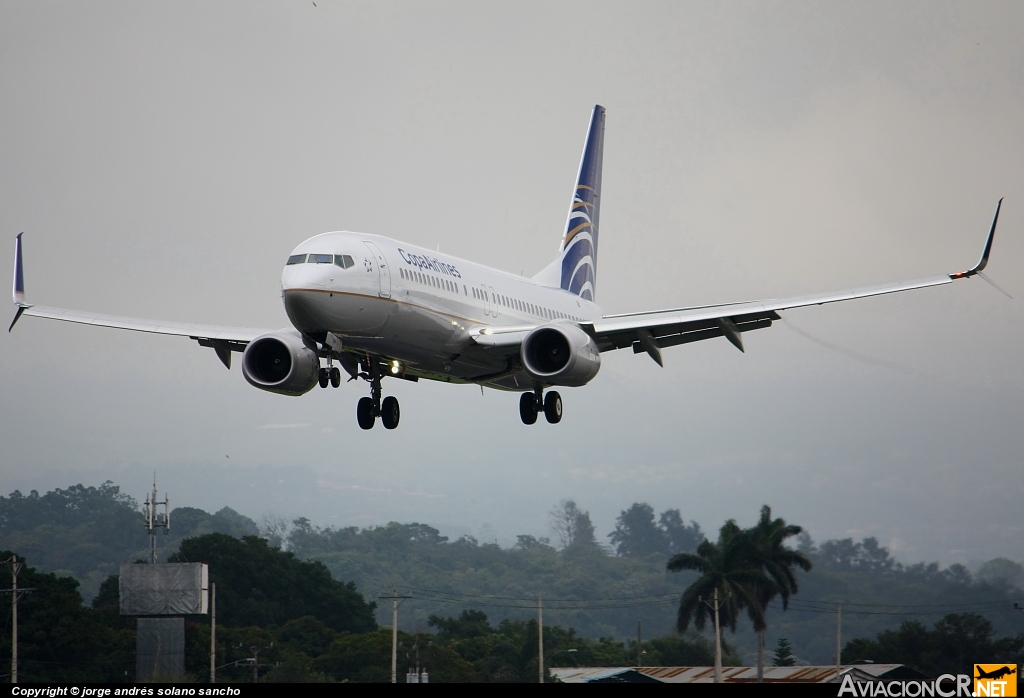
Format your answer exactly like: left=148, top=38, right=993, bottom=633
left=282, top=263, right=328, bottom=291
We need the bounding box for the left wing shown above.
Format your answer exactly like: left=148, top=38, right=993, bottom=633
left=586, top=199, right=1002, bottom=365
left=10, top=233, right=273, bottom=369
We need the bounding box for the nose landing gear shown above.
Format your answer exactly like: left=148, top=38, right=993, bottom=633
left=519, top=387, right=562, bottom=425
left=355, top=359, right=401, bottom=430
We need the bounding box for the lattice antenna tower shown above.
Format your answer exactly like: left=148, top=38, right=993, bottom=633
left=144, top=474, right=170, bottom=564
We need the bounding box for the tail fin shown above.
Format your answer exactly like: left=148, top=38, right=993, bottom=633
left=533, top=105, right=605, bottom=301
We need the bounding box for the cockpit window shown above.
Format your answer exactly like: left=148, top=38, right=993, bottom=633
left=286, top=254, right=307, bottom=265
left=334, top=254, right=355, bottom=269
left=308, top=253, right=333, bottom=264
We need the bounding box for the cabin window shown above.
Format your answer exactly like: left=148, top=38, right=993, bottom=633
left=286, top=254, right=307, bottom=265
left=334, top=254, right=355, bottom=269
left=309, top=253, right=333, bottom=264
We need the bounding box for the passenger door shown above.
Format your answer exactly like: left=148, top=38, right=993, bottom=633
left=362, top=241, right=392, bottom=298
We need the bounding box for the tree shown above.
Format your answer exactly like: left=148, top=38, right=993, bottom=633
left=659, top=509, right=704, bottom=554
left=609, top=503, right=670, bottom=557
left=773, top=637, right=796, bottom=666
left=842, top=613, right=1024, bottom=677
left=0, top=552, right=134, bottom=682
left=977, top=558, right=1024, bottom=589
left=169, top=533, right=376, bottom=633
left=667, top=521, right=771, bottom=681
left=747, top=505, right=811, bottom=682
left=550, top=500, right=597, bottom=549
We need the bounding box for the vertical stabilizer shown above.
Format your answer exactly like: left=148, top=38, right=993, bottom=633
left=533, top=105, right=605, bottom=301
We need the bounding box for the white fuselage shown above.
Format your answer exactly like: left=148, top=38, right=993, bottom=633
left=281, top=232, right=602, bottom=388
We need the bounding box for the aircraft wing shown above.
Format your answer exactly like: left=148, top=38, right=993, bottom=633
left=10, top=234, right=273, bottom=368
left=12, top=305, right=271, bottom=368
left=582, top=275, right=951, bottom=364
left=586, top=199, right=1002, bottom=365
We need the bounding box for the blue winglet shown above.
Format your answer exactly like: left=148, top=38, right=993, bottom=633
left=10, top=233, right=27, bottom=332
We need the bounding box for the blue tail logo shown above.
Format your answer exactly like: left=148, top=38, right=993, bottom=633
left=559, top=105, right=605, bottom=302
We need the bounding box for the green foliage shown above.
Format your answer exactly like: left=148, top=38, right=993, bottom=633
left=0, top=552, right=134, bottom=682
left=0, top=483, right=148, bottom=601
left=0, top=484, right=261, bottom=601
left=977, top=558, right=1024, bottom=590
left=169, top=533, right=376, bottom=633
left=773, top=637, right=795, bottom=666
left=312, top=628, right=478, bottom=683
left=668, top=520, right=772, bottom=634
left=608, top=503, right=704, bottom=558
left=842, top=613, right=1024, bottom=677
left=644, top=634, right=723, bottom=666
left=288, top=520, right=689, bottom=639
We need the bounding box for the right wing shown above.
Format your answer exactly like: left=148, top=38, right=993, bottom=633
left=10, top=234, right=274, bottom=369
left=584, top=199, right=1003, bottom=365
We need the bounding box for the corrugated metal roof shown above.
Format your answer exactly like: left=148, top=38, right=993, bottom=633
left=551, top=665, right=909, bottom=684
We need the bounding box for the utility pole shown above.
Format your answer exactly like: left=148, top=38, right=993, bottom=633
left=700, top=589, right=724, bottom=683
left=835, top=603, right=842, bottom=681
left=5, top=556, right=34, bottom=685
left=636, top=620, right=642, bottom=667
left=209, top=583, right=216, bottom=683
left=143, top=477, right=170, bottom=564
left=713, top=588, right=722, bottom=683
left=537, top=597, right=544, bottom=684
left=378, top=588, right=412, bottom=684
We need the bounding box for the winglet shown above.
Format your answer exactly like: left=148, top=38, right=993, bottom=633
left=9, top=233, right=28, bottom=332
left=13, top=233, right=25, bottom=305
left=951, top=198, right=1002, bottom=279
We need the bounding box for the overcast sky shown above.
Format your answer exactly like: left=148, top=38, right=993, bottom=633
left=2, top=1, right=1022, bottom=567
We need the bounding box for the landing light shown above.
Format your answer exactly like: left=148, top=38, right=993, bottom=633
left=391, top=361, right=401, bottom=375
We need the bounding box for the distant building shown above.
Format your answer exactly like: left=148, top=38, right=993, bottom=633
left=551, top=664, right=931, bottom=684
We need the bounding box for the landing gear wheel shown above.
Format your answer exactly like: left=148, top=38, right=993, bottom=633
left=519, top=392, right=538, bottom=425
left=318, top=368, right=329, bottom=388
left=356, top=397, right=375, bottom=429
left=544, top=391, right=562, bottom=424
left=330, top=367, right=342, bottom=388
left=381, top=396, right=400, bottom=430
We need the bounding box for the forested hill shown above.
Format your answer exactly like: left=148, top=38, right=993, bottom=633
left=0, top=482, right=259, bottom=600
left=2, top=483, right=1024, bottom=665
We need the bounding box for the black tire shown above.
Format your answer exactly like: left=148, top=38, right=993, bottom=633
left=519, top=392, right=538, bottom=425
left=318, top=367, right=329, bottom=388
left=381, top=396, right=400, bottom=430
left=357, top=397, right=375, bottom=429
left=544, top=391, right=562, bottom=424
left=330, top=367, right=342, bottom=388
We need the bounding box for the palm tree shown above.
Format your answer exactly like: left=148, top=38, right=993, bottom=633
left=667, top=520, right=773, bottom=682
left=747, top=505, right=812, bottom=683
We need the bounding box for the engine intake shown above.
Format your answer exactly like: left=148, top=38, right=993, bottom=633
left=521, top=323, right=601, bottom=387
left=242, top=332, right=320, bottom=396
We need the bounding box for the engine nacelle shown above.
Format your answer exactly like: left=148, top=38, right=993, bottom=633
left=521, top=323, right=601, bottom=387
left=242, top=331, right=320, bottom=396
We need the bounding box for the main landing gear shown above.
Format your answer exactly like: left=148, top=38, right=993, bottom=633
left=519, top=388, right=562, bottom=425
left=356, top=360, right=400, bottom=430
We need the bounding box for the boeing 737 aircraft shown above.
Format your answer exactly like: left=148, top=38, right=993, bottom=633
left=9, top=105, right=1003, bottom=430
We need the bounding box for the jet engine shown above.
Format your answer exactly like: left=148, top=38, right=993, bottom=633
left=242, top=331, right=320, bottom=396
left=520, top=323, right=601, bottom=387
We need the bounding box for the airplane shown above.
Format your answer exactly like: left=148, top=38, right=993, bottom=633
left=9, top=105, right=1004, bottom=430
left=976, top=667, right=1016, bottom=680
